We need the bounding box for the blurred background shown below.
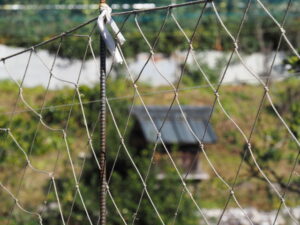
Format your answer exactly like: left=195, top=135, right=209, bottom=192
left=0, top=1, right=300, bottom=225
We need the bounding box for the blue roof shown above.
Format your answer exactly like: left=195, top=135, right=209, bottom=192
left=132, top=106, right=217, bottom=144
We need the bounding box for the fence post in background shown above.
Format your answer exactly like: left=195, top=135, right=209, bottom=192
left=99, top=0, right=107, bottom=224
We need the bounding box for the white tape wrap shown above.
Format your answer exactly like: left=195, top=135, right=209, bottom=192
left=97, top=4, right=125, bottom=64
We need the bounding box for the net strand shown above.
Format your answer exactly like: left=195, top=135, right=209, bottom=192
left=114, top=32, right=211, bottom=225
left=0, top=0, right=299, bottom=224
left=0, top=0, right=210, bottom=62
left=6, top=38, right=64, bottom=225
left=209, top=1, right=300, bottom=223
left=138, top=2, right=255, bottom=224
left=1, top=34, right=100, bottom=225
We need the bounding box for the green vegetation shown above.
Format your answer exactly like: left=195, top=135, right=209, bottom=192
left=284, top=51, right=300, bottom=74
left=0, top=1, right=299, bottom=224
left=0, top=72, right=300, bottom=224
left=0, top=1, right=299, bottom=59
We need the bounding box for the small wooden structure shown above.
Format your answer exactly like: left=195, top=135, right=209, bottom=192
left=130, top=106, right=217, bottom=182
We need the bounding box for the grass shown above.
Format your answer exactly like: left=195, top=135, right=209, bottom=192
left=0, top=77, right=299, bottom=215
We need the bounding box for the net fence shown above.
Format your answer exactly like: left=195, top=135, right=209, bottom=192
left=0, top=0, right=299, bottom=225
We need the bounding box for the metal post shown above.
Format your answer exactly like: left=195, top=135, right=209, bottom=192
left=99, top=0, right=107, bottom=224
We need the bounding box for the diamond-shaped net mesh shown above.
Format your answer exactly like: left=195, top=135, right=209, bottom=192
left=0, top=0, right=299, bottom=224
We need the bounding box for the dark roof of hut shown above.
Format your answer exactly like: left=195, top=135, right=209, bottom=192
left=131, top=106, right=217, bottom=145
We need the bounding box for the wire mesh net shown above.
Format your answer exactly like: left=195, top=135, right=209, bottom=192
left=0, top=0, right=299, bottom=225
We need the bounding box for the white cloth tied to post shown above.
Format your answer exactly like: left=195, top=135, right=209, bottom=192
left=97, top=4, right=125, bottom=64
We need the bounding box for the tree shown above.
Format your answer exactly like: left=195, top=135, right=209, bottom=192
left=243, top=77, right=300, bottom=200
left=283, top=53, right=300, bottom=75
left=43, top=79, right=200, bottom=225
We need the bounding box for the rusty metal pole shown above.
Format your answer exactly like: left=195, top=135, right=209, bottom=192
left=99, top=0, right=107, bottom=224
